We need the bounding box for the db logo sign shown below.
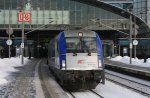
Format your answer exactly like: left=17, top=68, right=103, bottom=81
left=18, top=12, right=31, bottom=22
left=78, top=60, right=84, bottom=64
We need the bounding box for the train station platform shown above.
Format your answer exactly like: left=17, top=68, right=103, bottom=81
left=104, top=58, right=150, bottom=77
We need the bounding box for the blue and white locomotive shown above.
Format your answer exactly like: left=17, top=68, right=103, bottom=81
left=48, top=30, right=105, bottom=90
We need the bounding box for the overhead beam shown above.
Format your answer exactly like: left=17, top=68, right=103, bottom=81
left=72, top=0, right=150, bottom=37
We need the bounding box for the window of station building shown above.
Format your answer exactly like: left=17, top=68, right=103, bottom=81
left=44, top=11, right=50, bottom=24
left=0, top=0, right=4, bottom=9
left=70, top=0, right=75, bottom=11
left=57, top=0, right=63, bottom=10
left=51, top=0, right=57, bottom=10
left=44, top=0, right=50, bottom=10
left=101, top=10, right=108, bottom=19
left=137, top=1, right=142, bottom=9
left=0, top=10, right=4, bottom=24
left=0, top=25, right=4, bottom=28
left=88, top=6, right=95, bottom=26
left=76, top=2, right=82, bottom=11
left=123, top=3, right=132, bottom=9
left=11, top=24, right=17, bottom=28
left=76, top=11, right=81, bottom=25
left=12, top=0, right=17, bottom=9
left=31, top=11, right=37, bottom=25
left=70, top=11, right=75, bottom=24
left=81, top=4, right=88, bottom=25
left=141, top=1, right=146, bottom=8
left=5, top=0, right=11, bottom=9
left=24, top=24, right=31, bottom=28
left=4, top=24, right=9, bottom=28
left=11, top=10, right=17, bottom=24
left=63, top=0, right=69, bottom=10
left=39, top=0, right=44, bottom=10
left=95, top=7, right=101, bottom=20
left=37, top=11, right=44, bottom=25
left=29, top=0, right=37, bottom=10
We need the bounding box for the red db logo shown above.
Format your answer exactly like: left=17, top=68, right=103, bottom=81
left=78, top=60, right=84, bottom=64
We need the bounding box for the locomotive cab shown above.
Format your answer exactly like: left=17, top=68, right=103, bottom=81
left=65, top=32, right=103, bottom=70
left=48, top=30, right=105, bottom=90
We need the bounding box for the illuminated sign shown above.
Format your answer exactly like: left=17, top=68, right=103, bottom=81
left=18, top=12, right=31, bottom=22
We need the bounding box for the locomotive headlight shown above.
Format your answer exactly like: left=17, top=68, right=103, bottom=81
left=98, top=60, right=102, bottom=67
left=62, top=60, right=66, bottom=68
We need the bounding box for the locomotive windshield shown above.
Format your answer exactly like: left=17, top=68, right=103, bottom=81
left=66, top=37, right=97, bottom=53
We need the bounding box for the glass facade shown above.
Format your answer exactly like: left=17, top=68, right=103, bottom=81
left=102, top=0, right=133, bottom=9
left=134, top=0, right=150, bottom=27
left=134, top=0, right=147, bottom=22
left=0, top=0, right=129, bottom=30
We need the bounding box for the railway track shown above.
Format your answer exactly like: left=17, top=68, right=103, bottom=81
left=68, top=92, right=76, bottom=98
left=105, top=70, right=150, bottom=97
left=68, top=90, right=104, bottom=98
left=36, top=59, right=148, bottom=98
left=36, top=59, right=104, bottom=98
left=90, top=90, right=104, bottom=98
left=35, top=59, right=69, bottom=98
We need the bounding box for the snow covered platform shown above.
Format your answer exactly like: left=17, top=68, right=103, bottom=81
left=104, top=58, right=150, bottom=77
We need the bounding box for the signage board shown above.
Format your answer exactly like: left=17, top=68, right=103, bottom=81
left=21, top=43, right=24, bottom=48
left=118, top=40, right=129, bottom=45
left=18, top=12, right=31, bottom=22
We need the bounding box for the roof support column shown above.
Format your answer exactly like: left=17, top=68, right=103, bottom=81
left=129, top=14, right=133, bottom=64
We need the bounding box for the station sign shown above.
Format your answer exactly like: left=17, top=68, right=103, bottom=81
left=21, top=43, right=24, bottom=48
left=118, top=40, right=129, bottom=45
left=18, top=12, right=31, bottom=22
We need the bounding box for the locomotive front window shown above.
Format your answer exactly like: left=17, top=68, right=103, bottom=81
left=66, top=37, right=97, bottom=53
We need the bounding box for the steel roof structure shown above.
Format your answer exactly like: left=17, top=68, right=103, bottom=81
left=72, top=0, right=150, bottom=38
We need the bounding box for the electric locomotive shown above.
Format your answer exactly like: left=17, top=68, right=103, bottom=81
left=47, top=30, right=105, bottom=90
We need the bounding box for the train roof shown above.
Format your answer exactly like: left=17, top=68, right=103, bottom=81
left=63, top=30, right=96, bottom=37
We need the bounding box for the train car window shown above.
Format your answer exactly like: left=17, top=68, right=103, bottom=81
left=66, top=37, right=97, bottom=53
left=83, top=37, right=97, bottom=53
left=66, top=38, right=79, bottom=53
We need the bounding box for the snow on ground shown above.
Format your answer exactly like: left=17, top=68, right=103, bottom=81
left=94, top=80, right=148, bottom=98
left=0, top=57, right=29, bottom=85
left=109, top=56, right=150, bottom=67
left=69, top=80, right=148, bottom=98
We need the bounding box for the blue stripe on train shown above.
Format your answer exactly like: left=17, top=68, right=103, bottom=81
left=96, top=33, right=104, bottom=68
left=58, top=32, right=66, bottom=69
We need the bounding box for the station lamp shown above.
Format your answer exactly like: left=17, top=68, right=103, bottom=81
left=78, top=32, right=83, bottom=37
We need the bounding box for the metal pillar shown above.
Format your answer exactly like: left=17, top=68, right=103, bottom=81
left=112, top=44, right=114, bottom=57
left=134, top=16, right=137, bottom=58
left=8, top=8, right=11, bottom=58
left=129, top=15, right=133, bottom=64
left=119, top=45, right=120, bottom=56
left=21, top=7, right=24, bottom=64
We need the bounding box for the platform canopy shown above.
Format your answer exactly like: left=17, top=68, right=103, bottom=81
left=72, top=0, right=150, bottom=38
